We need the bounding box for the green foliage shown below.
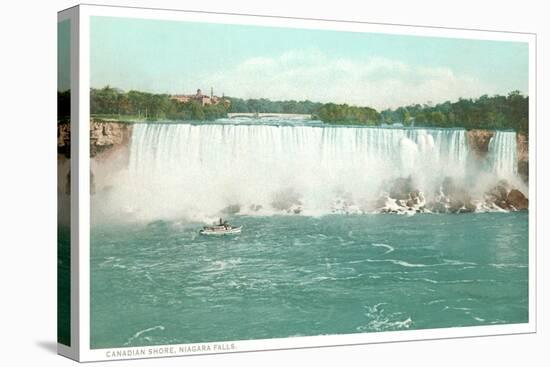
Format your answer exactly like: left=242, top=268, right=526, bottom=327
left=381, top=91, right=529, bottom=132
left=89, top=86, right=529, bottom=132
left=317, top=103, right=381, bottom=125
left=227, top=97, right=323, bottom=114
left=90, top=86, right=230, bottom=121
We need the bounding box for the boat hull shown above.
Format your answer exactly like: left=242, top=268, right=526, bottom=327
left=199, top=226, right=242, bottom=235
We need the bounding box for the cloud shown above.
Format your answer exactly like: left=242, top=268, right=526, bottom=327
left=199, top=49, right=498, bottom=110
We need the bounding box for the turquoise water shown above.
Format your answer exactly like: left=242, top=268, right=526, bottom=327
left=90, top=212, right=528, bottom=349
left=57, top=225, right=71, bottom=345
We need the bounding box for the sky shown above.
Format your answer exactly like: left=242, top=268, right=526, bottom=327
left=58, top=19, right=70, bottom=92
left=90, top=16, right=528, bottom=110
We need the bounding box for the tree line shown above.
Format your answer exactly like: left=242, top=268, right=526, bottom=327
left=316, top=103, right=380, bottom=125
left=227, top=97, right=322, bottom=115
left=89, top=87, right=324, bottom=120
left=64, top=86, right=529, bottom=132
left=90, top=87, right=227, bottom=121
left=380, top=91, right=528, bottom=132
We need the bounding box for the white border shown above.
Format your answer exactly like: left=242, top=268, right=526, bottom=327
left=72, top=4, right=537, bottom=362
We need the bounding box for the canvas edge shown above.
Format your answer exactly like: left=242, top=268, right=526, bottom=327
left=57, top=5, right=81, bottom=362
left=65, top=3, right=537, bottom=362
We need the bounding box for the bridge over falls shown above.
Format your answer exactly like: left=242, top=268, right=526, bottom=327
left=226, top=113, right=312, bottom=119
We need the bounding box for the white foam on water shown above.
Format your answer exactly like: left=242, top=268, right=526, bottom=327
left=144, top=272, right=155, bottom=283
left=98, top=256, right=119, bottom=268
left=357, top=303, right=413, bottom=332
left=488, top=263, right=527, bottom=269
left=393, top=317, right=413, bottom=329
left=91, top=123, right=524, bottom=221
left=396, top=276, right=440, bottom=284
left=124, top=325, right=165, bottom=346
left=442, top=259, right=478, bottom=266
left=371, top=243, right=395, bottom=255
left=207, top=258, right=242, bottom=272
left=367, top=258, right=429, bottom=268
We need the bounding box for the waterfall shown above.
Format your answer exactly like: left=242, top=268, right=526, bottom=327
left=488, top=131, right=518, bottom=178
left=129, top=124, right=470, bottom=181
left=118, top=123, right=511, bottom=219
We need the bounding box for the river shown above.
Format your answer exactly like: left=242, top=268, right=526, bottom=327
left=89, top=118, right=528, bottom=348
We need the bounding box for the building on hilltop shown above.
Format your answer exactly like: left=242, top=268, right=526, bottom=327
left=172, top=88, right=230, bottom=107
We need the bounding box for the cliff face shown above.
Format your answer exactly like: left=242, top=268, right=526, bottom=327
left=57, top=120, right=133, bottom=158
left=467, top=129, right=529, bottom=183
left=517, top=133, right=528, bottom=183
left=89, top=121, right=133, bottom=195
left=57, top=120, right=134, bottom=195
left=466, top=130, right=494, bottom=159
left=57, top=122, right=71, bottom=158
left=90, top=120, right=133, bottom=158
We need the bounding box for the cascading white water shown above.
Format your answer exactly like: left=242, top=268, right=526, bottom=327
left=87, top=122, right=522, bottom=222
left=488, top=131, right=518, bottom=178
left=115, top=122, right=510, bottom=220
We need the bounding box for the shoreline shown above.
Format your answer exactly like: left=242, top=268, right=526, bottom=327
left=84, top=117, right=524, bottom=132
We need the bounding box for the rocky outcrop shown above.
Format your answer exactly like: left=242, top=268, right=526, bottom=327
left=57, top=120, right=134, bottom=196
left=57, top=120, right=133, bottom=158
left=517, top=133, right=528, bottom=183
left=467, top=129, right=529, bottom=183
left=57, top=122, right=71, bottom=158
left=89, top=121, right=133, bottom=196
left=507, top=189, right=529, bottom=210
left=467, top=130, right=494, bottom=159
left=388, top=177, right=415, bottom=200
left=90, top=120, right=133, bottom=157
left=517, top=133, right=528, bottom=162
left=485, top=180, right=528, bottom=211
left=435, top=177, right=476, bottom=213
left=374, top=176, right=528, bottom=214
left=376, top=177, right=427, bottom=214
